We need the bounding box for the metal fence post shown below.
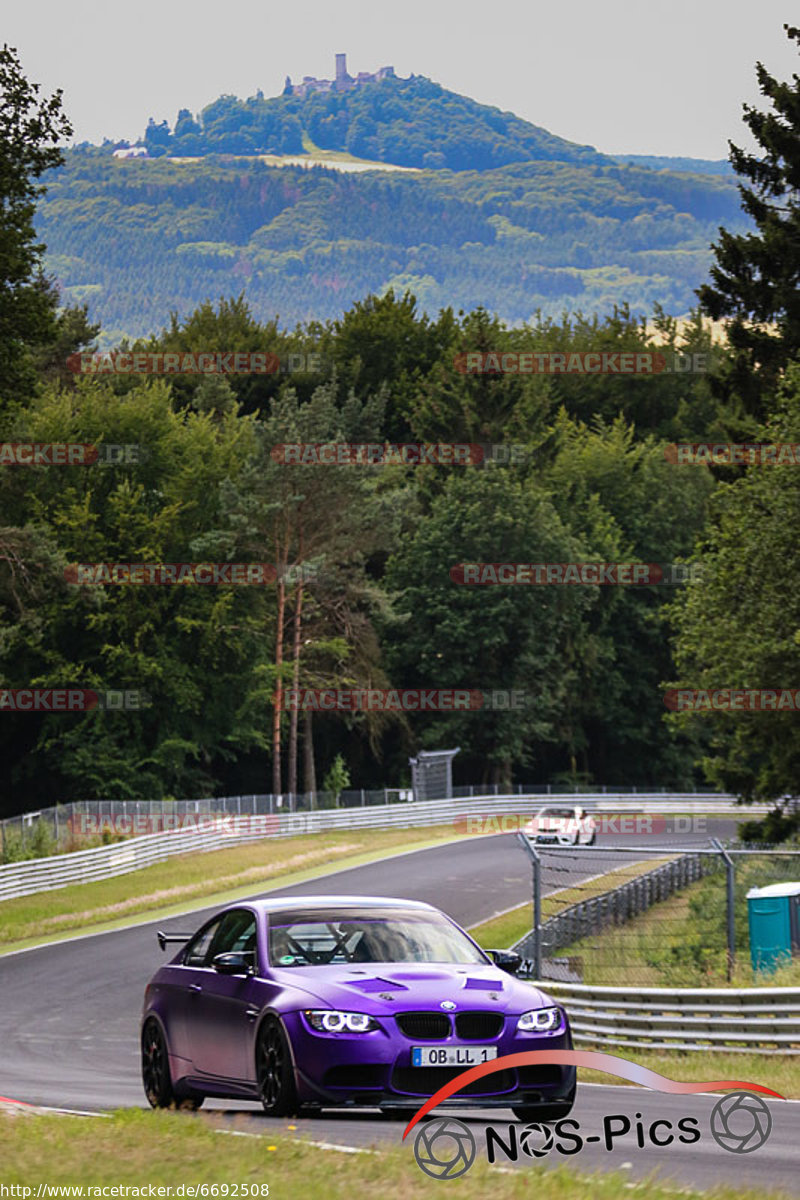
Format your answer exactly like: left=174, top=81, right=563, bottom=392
left=712, top=837, right=736, bottom=981
left=515, top=832, right=542, bottom=979
left=532, top=848, right=542, bottom=979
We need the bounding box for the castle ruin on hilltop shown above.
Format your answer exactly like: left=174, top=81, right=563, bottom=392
left=285, top=54, right=395, bottom=99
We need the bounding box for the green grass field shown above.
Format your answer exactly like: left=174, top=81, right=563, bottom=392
left=549, top=881, right=800, bottom=988
left=469, top=860, right=800, bottom=1098
left=0, top=1109, right=792, bottom=1200
left=0, top=825, right=466, bottom=954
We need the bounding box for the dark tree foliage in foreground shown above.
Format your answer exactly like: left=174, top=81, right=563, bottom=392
left=0, top=45, right=72, bottom=410
left=698, top=24, right=800, bottom=422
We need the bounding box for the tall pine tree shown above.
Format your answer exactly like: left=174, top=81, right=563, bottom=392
left=0, top=45, right=72, bottom=411
left=698, top=24, right=800, bottom=422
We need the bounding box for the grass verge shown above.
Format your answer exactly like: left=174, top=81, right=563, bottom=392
left=0, top=825, right=466, bottom=955
left=552, top=883, right=800, bottom=988
left=0, top=1109, right=792, bottom=1200
left=469, top=861, right=800, bottom=1099
left=470, top=851, right=800, bottom=987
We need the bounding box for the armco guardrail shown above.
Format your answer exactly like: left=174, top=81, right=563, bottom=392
left=531, top=982, right=800, bottom=1054
left=512, top=853, right=720, bottom=965
left=0, top=792, right=761, bottom=903
left=0, top=788, right=756, bottom=852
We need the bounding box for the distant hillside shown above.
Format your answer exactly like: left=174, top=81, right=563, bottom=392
left=613, top=154, right=734, bottom=177
left=138, top=74, right=609, bottom=172
left=39, top=149, right=748, bottom=341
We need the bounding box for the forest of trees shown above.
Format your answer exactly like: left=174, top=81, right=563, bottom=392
left=0, top=287, right=727, bottom=804
left=37, top=149, right=748, bottom=342
left=1, top=27, right=799, bottom=821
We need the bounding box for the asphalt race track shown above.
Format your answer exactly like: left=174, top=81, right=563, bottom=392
left=2, top=819, right=797, bottom=1194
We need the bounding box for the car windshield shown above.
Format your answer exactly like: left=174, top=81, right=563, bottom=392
left=267, top=907, right=488, bottom=968
left=540, top=808, right=576, bottom=819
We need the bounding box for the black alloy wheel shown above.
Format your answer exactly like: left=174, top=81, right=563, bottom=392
left=257, top=1017, right=299, bottom=1116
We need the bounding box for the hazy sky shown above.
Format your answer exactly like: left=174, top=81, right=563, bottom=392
left=6, top=1, right=797, bottom=158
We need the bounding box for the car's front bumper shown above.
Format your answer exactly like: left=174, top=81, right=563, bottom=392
left=530, top=834, right=579, bottom=846
left=283, top=1013, right=575, bottom=1108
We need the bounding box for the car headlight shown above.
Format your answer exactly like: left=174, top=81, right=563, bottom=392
left=517, top=1006, right=563, bottom=1032
left=304, top=1009, right=378, bottom=1033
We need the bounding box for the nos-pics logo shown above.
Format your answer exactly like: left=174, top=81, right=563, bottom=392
left=413, top=1093, right=773, bottom=1180
left=404, top=1050, right=781, bottom=1181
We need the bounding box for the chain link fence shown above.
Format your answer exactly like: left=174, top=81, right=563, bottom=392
left=0, top=792, right=391, bottom=860
left=513, top=841, right=800, bottom=987
left=0, top=786, right=730, bottom=862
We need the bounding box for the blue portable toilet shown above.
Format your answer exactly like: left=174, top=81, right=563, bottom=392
left=747, top=882, right=800, bottom=972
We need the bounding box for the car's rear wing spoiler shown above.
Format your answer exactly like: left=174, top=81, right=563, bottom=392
left=157, top=930, right=193, bottom=952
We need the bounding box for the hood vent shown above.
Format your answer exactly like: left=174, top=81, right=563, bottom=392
left=342, top=976, right=409, bottom=993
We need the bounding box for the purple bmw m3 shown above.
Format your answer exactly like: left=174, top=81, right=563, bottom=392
left=141, top=895, right=576, bottom=1119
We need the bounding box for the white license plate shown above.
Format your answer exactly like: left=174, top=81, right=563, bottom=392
left=412, top=1045, right=498, bottom=1067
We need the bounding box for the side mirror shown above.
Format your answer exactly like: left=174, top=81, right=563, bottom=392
left=484, top=948, right=523, bottom=975
left=212, top=951, right=254, bottom=976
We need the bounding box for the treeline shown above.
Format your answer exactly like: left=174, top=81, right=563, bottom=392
left=38, top=152, right=748, bottom=340
left=5, top=274, right=798, bottom=814
left=0, top=290, right=730, bottom=809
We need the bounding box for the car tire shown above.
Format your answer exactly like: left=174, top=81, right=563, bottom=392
left=587, top=830, right=597, bottom=845
left=257, top=1017, right=299, bottom=1117
left=512, top=1084, right=576, bottom=1124
left=513, top=1089, right=575, bottom=1123
left=142, top=1018, right=176, bottom=1109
